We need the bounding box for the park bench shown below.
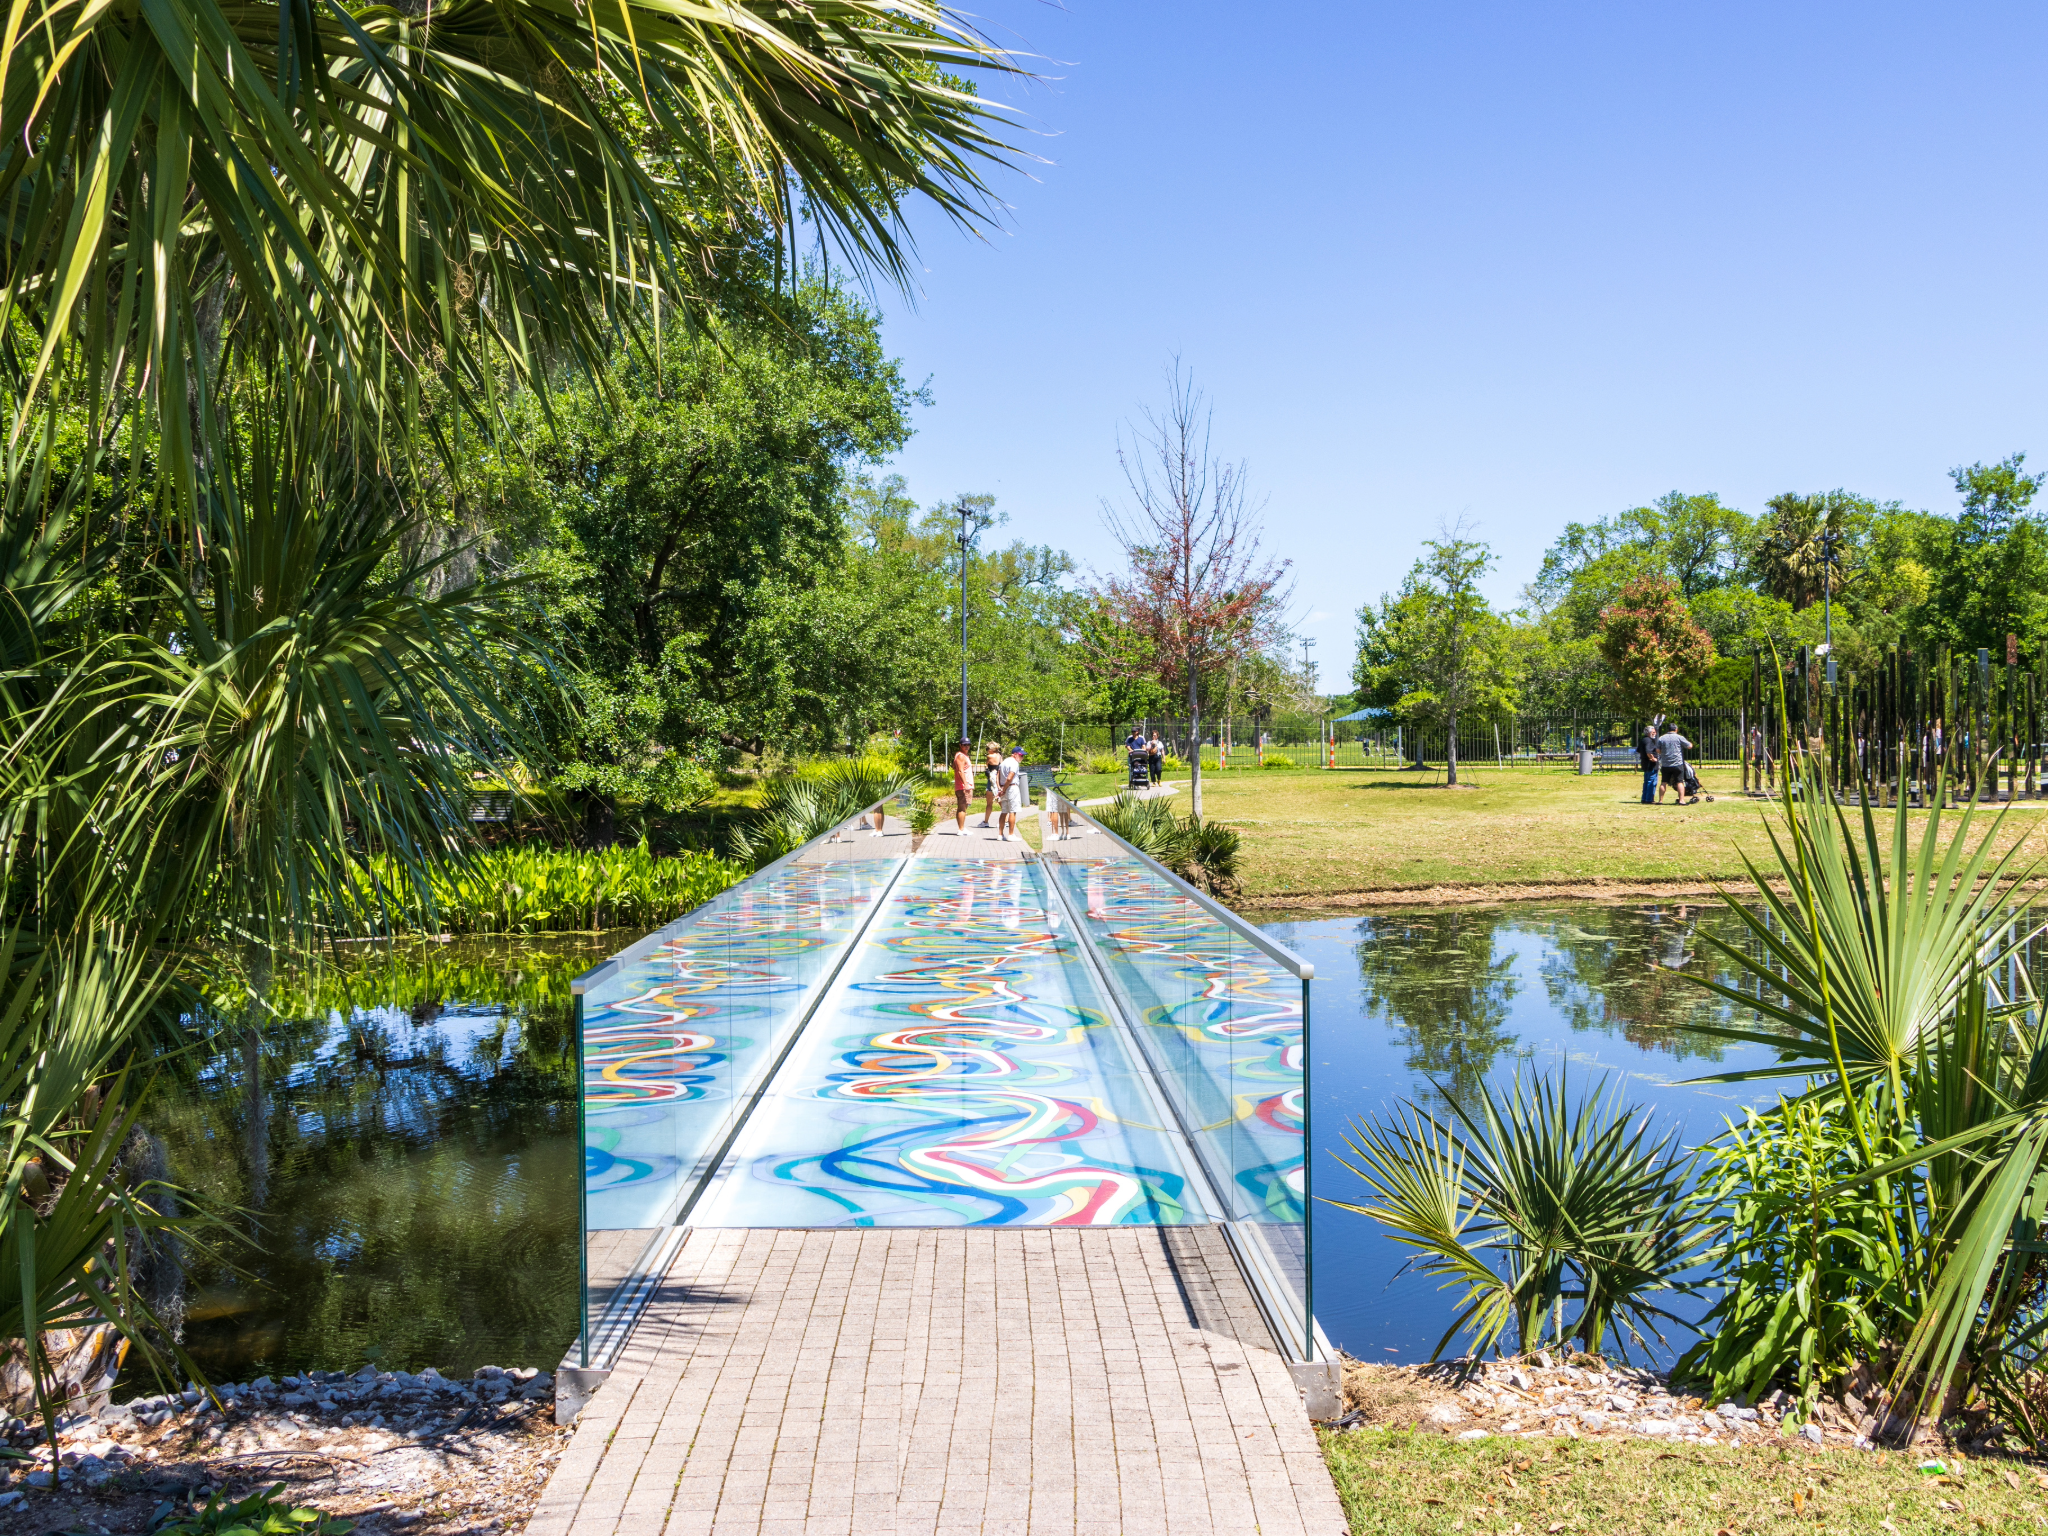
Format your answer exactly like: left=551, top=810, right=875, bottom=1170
left=1591, top=747, right=1639, bottom=770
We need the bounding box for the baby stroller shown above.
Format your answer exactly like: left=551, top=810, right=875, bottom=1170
left=1681, top=760, right=1713, bottom=804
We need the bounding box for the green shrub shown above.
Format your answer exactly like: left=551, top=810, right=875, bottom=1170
left=1671, top=1099, right=1883, bottom=1421
left=1086, top=752, right=1123, bottom=776
left=1088, top=796, right=1243, bottom=899
left=1260, top=752, right=1299, bottom=769
left=1186, top=817, right=1242, bottom=885
left=728, top=758, right=922, bottom=869
left=907, top=794, right=938, bottom=836
left=1331, top=1071, right=1711, bottom=1360
left=1161, top=754, right=1186, bottom=773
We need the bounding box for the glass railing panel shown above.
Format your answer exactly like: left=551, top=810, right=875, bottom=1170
left=573, top=800, right=910, bottom=1367
left=1043, top=806, right=1312, bottom=1355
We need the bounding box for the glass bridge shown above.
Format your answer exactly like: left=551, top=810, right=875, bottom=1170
left=568, top=800, right=1316, bottom=1400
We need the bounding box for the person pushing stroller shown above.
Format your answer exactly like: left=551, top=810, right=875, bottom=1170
left=1654, top=724, right=1702, bottom=805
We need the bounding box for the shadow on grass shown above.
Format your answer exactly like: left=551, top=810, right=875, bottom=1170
left=1346, top=780, right=1473, bottom=792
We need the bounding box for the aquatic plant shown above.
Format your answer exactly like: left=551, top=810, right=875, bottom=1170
left=347, top=843, right=744, bottom=936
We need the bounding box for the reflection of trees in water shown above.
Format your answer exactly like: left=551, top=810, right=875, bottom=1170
left=1351, top=905, right=1793, bottom=1107
left=1516, top=906, right=1770, bottom=1062
left=1354, top=910, right=1521, bottom=1109
left=141, top=939, right=604, bottom=1380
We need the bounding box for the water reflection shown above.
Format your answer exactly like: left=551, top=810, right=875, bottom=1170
left=1260, top=901, right=1789, bottom=1364
left=1354, top=910, right=1521, bottom=1109
left=141, top=938, right=613, bottom=1383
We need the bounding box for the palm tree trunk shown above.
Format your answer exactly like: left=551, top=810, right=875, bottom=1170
left=1448, top=707, right=1460, bottom=786
left=1188, top=668, right=1203, bottom=819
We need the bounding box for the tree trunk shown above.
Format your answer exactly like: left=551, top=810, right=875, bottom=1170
left=1189, top=668, right=1203, bottom=819
left=1447, top=707, right=1459, bottom=785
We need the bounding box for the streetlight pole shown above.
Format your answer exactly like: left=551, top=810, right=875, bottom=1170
left=1820, top=519, right=1840, bottom=689
left=1300, top=635, right=1318, bottom=699
left=954, top=498, right=992, bottom=748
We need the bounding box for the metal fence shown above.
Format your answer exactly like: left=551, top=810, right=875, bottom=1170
left=925, top=709, right=1762, bottom=772
left=1331, top=710, right=1748, bottom=768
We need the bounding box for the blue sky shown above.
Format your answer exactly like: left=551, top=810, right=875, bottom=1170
left=867, top=1, right=2048, bottom=676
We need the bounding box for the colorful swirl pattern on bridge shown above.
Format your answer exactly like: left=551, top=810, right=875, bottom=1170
left=689, top=858, right=1210, bottom=1227
left=582, top=856, right=900, bottom=1231
left=1045, top=857, right=1307, bottom=1225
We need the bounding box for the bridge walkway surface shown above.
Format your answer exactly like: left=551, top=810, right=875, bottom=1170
left=527, top=808, right=1347, bottom=1535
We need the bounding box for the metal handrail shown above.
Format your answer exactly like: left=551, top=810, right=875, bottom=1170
left=1041, top=790, right=1314, bottom=981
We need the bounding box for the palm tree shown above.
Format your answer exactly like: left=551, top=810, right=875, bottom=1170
left=1753, top=493, right=1856, bottom=611
left=0, top=0, right=1025, bottom=1430
left=0, top=0, right=1025, bottom=505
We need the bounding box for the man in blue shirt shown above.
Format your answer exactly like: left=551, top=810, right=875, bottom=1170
left=1638, top=725, right=1659, bottom=805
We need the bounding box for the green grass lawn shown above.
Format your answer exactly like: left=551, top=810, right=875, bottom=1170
left=1321, top=1429, right=2048, bottom=1535
left=1116, top=764, right=2045, bottom=901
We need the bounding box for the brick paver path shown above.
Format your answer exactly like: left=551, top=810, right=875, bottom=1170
left=524, top=1227, right=1347, bottom=1535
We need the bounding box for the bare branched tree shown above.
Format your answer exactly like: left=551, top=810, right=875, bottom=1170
left=1092, top=363, right=1291, bottom=818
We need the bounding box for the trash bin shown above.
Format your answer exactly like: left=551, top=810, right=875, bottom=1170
left=1577, top=749, right=1594, bottom=776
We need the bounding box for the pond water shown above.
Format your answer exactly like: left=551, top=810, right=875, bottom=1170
left=140, top=939, right=614, bottom=1384
left=138, top=903, right=1793, bottom=1384
left=1263, top=901, right=1788, bottom=1367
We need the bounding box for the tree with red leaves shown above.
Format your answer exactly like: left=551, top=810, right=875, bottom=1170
left=1597, top=575, right=1718, bottom=715
left=1091, top=366, right=1291, bottom=818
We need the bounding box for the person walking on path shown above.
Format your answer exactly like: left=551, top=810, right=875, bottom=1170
left=1638, top=724, right=1660, bottom=805
left=1656, top=724, right=1695, bottom=805
left=1147, top=731, right=1165, bottom=786
left=998, top=747, right=1028, bottom=841
left=980, top=743, right=1003, bottom=828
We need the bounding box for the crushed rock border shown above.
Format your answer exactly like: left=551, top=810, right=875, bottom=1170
left=1322, top=1351, right=1963, bottom=1455
left=0, top=1364, right=566, bottom=1535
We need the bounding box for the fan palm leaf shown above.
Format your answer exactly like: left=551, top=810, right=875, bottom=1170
left=122, top=388, right=547, bottom=947
left=1686, top=769, right=2040, bottom=1091
left=1328, top=1071, right=1711, bottom=1361
left=0, top=0, right=1025, bottom=506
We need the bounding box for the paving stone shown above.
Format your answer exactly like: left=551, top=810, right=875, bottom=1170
left=520, top=1227, right=1347, bottom=1535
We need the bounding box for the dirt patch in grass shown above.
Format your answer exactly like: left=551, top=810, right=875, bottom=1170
left=1245, top=877, right=1743, bottom=912
left=1339, top=1360, right=1470, bottom=1428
